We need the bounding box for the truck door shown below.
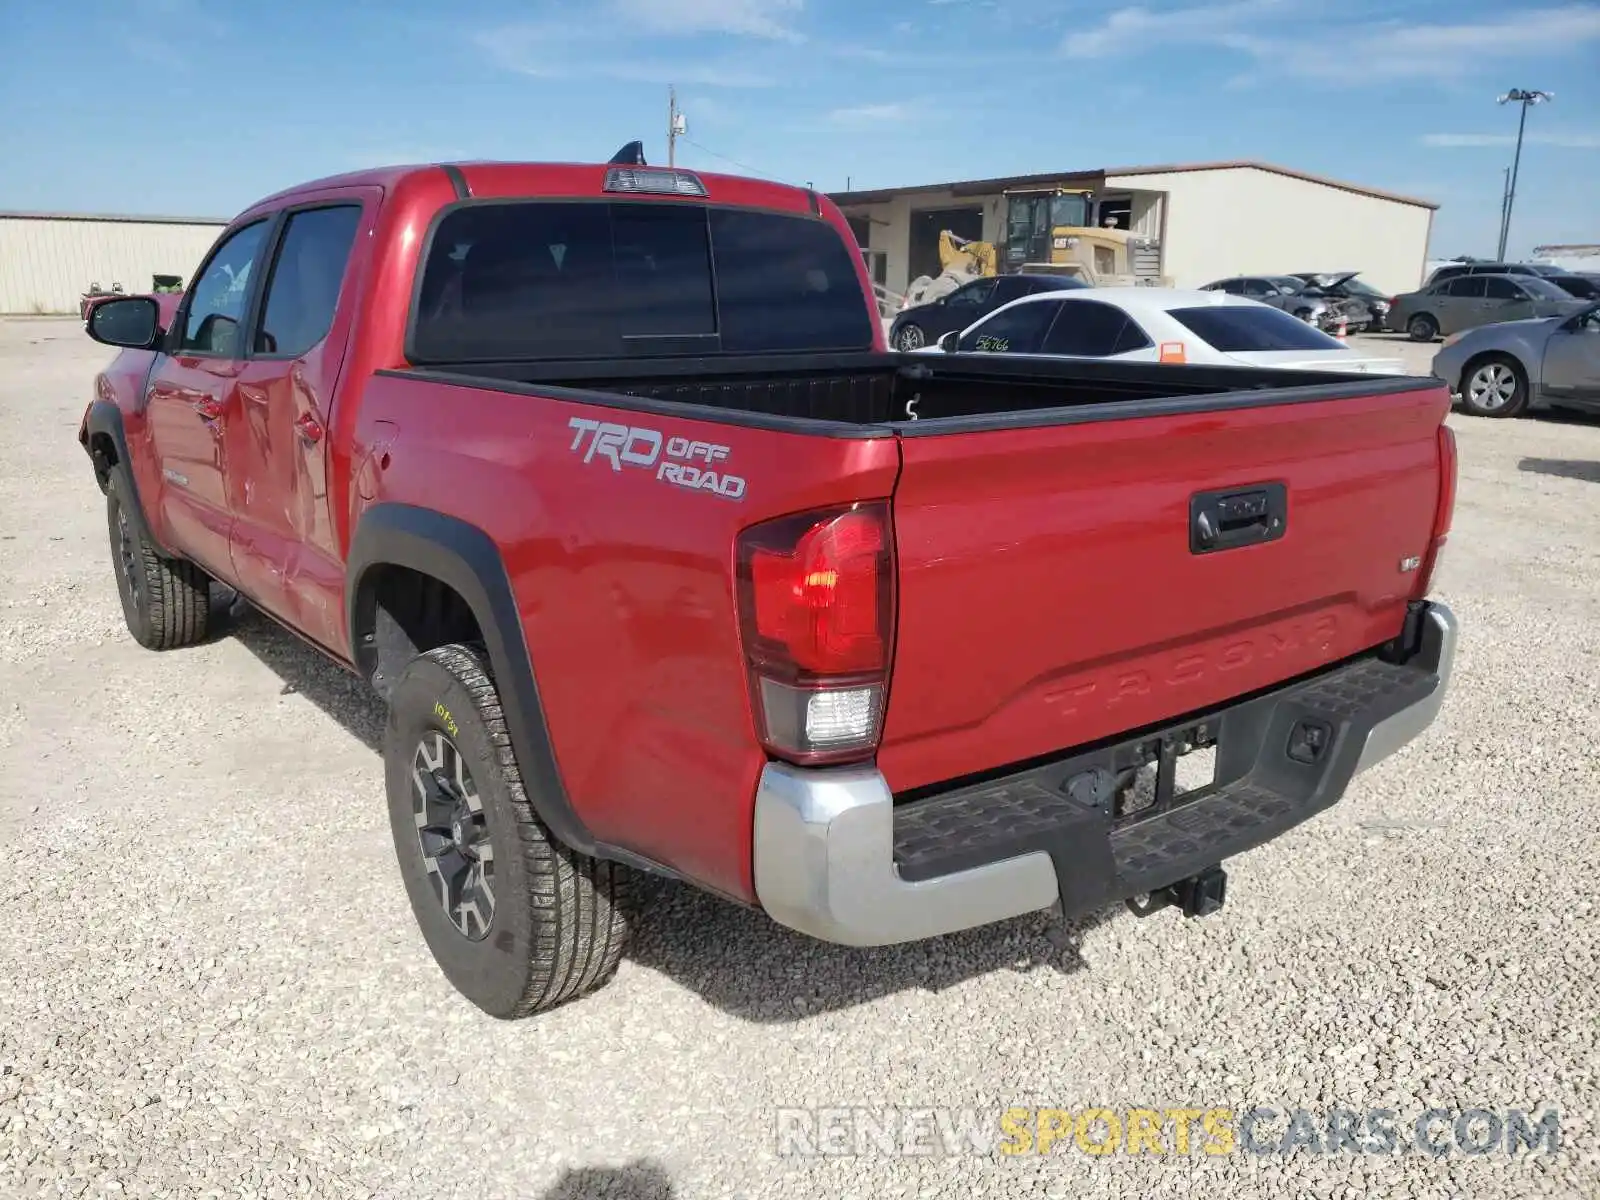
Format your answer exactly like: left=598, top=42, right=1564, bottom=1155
left=143, top=218, right=273, bottom=579
left=225, top=196, right=371, bottom=656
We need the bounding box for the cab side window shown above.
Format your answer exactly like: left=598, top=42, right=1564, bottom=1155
left=255, top=206, right=364, bottom=357
left=180, top=220, right=270, bottom=357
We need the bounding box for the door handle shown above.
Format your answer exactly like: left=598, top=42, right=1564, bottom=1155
left=1190, top=483, right=1287, bottom=554
left=194, top=395, right=227, bottom=421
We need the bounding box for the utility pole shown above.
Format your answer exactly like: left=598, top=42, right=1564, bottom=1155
left=1498, top=167, right=1511, bottom=250
left=667, top=87, right=684, bottom=168
left=1496, top=87, right=1552, bottom=260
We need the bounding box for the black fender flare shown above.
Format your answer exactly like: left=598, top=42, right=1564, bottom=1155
left=81, top=400, right=166, bottom=555
left=345, top=503, right=669, bottom=876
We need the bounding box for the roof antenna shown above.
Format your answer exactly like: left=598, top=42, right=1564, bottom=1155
left=610, top=140, right=647, bottom=166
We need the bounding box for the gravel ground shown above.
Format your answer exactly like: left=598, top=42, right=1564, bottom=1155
left=1, top=320, right=1596, bottom=1199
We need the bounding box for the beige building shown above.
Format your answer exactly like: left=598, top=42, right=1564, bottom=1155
left=0, top=211, right=227, bottom=314
left=831, top=161, right=1437, bottom=300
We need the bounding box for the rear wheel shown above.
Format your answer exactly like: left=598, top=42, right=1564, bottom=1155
left=385, top=643, right=632, bottom=1018
left=1460, top=354, right=1528, bottom=418
left=895, top=323, right=926, bottom=351
left=106, top=479, right=211, bottom=650
left=1406, top=314, right=1439, bottom=342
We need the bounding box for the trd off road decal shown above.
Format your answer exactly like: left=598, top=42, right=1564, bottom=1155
left=566, top=417, right=747, bottom=500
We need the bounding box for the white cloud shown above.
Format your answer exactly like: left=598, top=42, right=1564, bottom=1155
left=608, top=0, right=804, bottom=41
left=1061, top=0, right=1283, bottom=57
left=1062, top=3, right=1600, bottom=84
left=475, top=23, right=778, bottom=87
left=1422, top=131, right=1600, bottom=149
left=827, top=102, right=914, bottom=126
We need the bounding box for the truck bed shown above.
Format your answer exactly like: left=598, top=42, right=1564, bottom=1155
left=383, top=351, right=1430, bottom=430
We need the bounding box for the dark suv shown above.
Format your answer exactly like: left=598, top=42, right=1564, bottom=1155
left=890, top=273, right=1088, bottom=351
left=1424, top=261, right=1597, bottom=300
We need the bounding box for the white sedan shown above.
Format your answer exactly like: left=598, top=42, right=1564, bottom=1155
left=917, top=286, right=1408, bottom=374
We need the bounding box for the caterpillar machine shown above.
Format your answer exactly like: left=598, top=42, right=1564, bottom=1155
left=901, top=187, right=1163, bottom=308
left=1001, top=186, right=1149, bottom=286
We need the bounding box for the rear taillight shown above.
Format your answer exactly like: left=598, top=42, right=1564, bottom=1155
left=1417, top=423, right=1457, bottom=596
left=735, top=502, right=895, bottom=765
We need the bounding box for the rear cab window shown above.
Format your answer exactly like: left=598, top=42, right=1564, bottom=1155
left=1167, top=305, right=1346, bottom=352
left=409, top=200, right=874, bottom=362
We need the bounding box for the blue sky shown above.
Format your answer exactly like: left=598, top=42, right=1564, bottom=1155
left=3, top=0, right=1597, bottom=258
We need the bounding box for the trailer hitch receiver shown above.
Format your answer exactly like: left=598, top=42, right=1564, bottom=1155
left=1126, top=864, right=1228, bottom=919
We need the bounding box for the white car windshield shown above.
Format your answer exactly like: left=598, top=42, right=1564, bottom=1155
left=1168, top=306, right=1346, bottom=352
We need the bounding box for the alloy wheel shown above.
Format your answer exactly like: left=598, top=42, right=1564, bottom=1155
left=1468, top=362, right=1519, bottom=412
left=411, top=732, right=496, bottom=940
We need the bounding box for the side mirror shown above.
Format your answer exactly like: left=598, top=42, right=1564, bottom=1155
left=937, top=330, right=961, bottom=353
left=86, top=296, right=162, bottom=350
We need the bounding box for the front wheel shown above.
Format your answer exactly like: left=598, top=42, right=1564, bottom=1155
left=106, top=480, right=211, bottom=650
left=384, top=644, right=632, bottom=1018
left=895, top=323, right=926, bottom=351
left=1407, top=314, right=1439, bottom=342
left=1460, top=354, right=1528, bottom=418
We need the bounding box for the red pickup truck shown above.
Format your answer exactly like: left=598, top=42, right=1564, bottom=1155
left=78, top=149, right=1459, bottom=1018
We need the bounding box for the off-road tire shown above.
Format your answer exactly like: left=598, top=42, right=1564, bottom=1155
left=1459, top=353, right=1529, bottom=418
left=384, top=643, right=632, bottom=1018
left=1406, top=314, right=1439, bottom=342
left=106, top=479, right=210, bottom=649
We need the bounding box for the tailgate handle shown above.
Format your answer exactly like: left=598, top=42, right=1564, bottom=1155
left=1190, top=483, right=1287, bottom=554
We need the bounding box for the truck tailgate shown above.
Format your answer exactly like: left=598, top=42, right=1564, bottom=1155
left=878, top=385, right=1448, bottom=793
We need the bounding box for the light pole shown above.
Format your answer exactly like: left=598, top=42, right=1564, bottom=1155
left=1495, top=88, right=1552, bottom=260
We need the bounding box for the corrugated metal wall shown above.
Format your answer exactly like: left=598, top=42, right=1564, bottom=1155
left=0, top=216, right=226, bottom=314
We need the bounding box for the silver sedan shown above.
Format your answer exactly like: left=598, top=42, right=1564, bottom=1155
left=1430, top=303, right=1600, bottom=418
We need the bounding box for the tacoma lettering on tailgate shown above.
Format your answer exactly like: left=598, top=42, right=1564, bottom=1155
left=567, top=417, right=747, bottom=500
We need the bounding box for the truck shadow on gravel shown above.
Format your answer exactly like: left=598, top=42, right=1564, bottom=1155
left=218, top=596, right=1123, bottom=1020
left=538, top=1161, right=675, bottom=1199
left=626, top=876, right=1119, bottom=1022
left=219, top=594, right=386, bottom=751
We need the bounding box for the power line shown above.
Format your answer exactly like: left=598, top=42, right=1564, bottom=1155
left=679, top=137, right=802, bottom=187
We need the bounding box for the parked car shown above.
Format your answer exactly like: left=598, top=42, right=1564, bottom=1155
left=1197, top=276, right=1335, bottom=329
left=922, top=288, right=1407, bottom=373
left=1430, top=301, right=1600, bottom=417
left=888, top=272, right=1088, bottom=351
left=1387, top=273, right=1587, bottom=342
left=1545, top=274, right=1600, bottom=301
left=1423, top=260, right=1585, bottom=290
left=78, top=154, right=1458, bottom=1018
left=1289, top=272, right=1392, bottom=333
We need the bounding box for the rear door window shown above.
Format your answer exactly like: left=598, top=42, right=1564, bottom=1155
left=409, top=201, right=873, bottom=362
left=1167, top=305, right=1346, bottom=351
left=255, top=205, right=363, bottom=357
left=1041, top=300, right=1141, bottom=356
left=1446, top=278, right=1487, bottom=298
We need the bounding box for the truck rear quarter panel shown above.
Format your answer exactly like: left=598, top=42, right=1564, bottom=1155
left=356, top=373, right=901, bottom=901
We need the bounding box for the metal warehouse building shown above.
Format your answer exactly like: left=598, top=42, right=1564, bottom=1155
left=0, top=211, right=227, bottom=315
left=830, top=160, right=1437, bottom=299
